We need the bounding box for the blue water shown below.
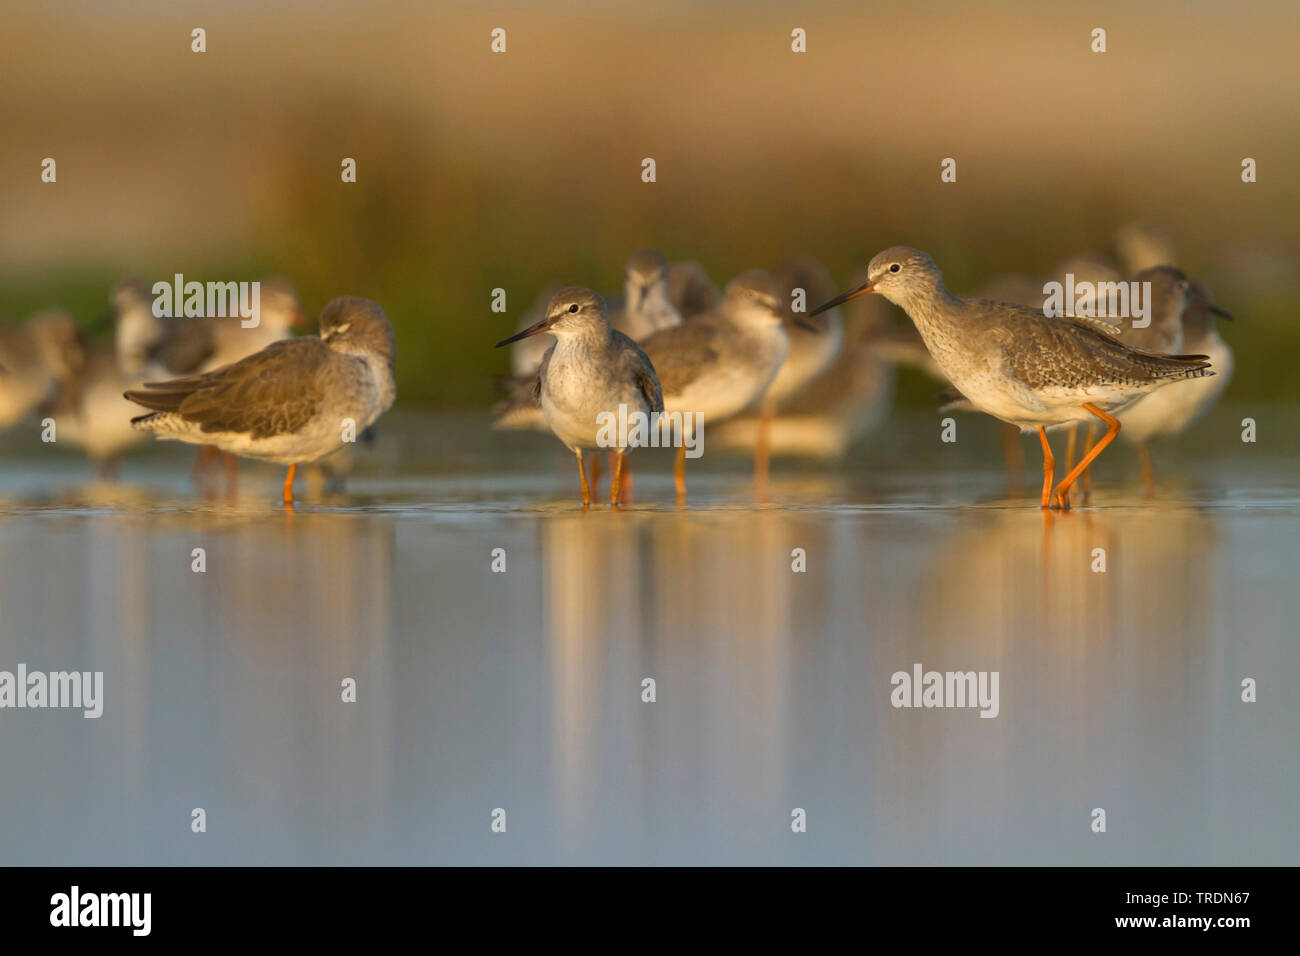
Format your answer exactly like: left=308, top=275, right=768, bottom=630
left=0, top=410, right=1296, bottom=864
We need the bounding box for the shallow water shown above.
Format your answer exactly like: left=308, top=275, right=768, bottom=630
left=0, top=410, right=1297, bottom=864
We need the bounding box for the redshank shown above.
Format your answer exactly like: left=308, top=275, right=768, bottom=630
left=112, top=277, right=306, bottom=481
left=667, top=260, right=723, bottom=319
left=639, top=269, right=791, bottom=500
left=53, top=345, right=149, bottom=477
left=709, top=259, right=844, bottom=464
left=811, top=247, right=1214, bottom=508
left=610, top=249, right=682, bottom=342
left=719, top=268, right=906, bottom=460
left=124, top=296, right=396, bottom=505
left=1115, top=270, right=1234, bottom=487
left=494, top=287, right=662, bottom=508
left=0, top=310, right=82, bottom=430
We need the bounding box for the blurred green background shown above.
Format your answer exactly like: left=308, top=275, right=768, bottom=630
left=2, top=0, right=1297, bottom=406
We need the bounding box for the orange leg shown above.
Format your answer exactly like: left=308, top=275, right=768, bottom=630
left=1037, top=427, right=1054, bottom=509
left=1080, top=423, right=1096, bottom=501
left=1138, top=443, right=1155, bottom=492
left=1052, top=404, right=1120, bottom=507
left=611, top=453, right=626, bottom=507
left=192, top=444, right=218, bottom=484
left=282, top=463, right=297, bottom=505
left=575, top=450, right=591, bottom=507
left=615, top=452, right=634, bottom=503
left=674, top=445, right=687, bottom=503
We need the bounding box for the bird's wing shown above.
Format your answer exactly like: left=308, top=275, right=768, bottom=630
left=990, top=305, right=1210, bottom=389
left=126, top=338, right=330, bottom=438
left=613, top=330, right=663, bottom=413
left=641, top=318, right=721, bottom=397
left=533, top=344, right=554, bottom=404
left=1063, top=313, right=1125, bottom=342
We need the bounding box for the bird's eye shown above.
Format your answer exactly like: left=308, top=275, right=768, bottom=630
left=568, top=304, right=579, bottom=313
left=889, top=263, right=901, bottom=273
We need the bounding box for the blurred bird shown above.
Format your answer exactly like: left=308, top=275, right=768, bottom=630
left=113, top=277, right=305, bottom=378
left=494, top=287, right=662, bottom=507
left=710, top=259, right=844, bottom=465
left=667, top=260, right=723, bottom=319
left=1115, top=269, right=1234, bottom=487
left=505, top=251, right=681, bottom=384
left=0, top=310, right=82, bottom=430
left=125, top=297, right=396, bottom=505
left=110, top=277, right=306, bottom=481
left=639, top=270, right=791, bottom=499
left=812, top=247, right=1214, bottom=509
left=715, top=272, right=904, bottom=461
left=52, top=344, right=151, bottom=477
left=498, top=251, right=682, bottom=444
left=610, top=249, right=682, bottom=341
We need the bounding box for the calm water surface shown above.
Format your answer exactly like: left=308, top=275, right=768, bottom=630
left=1, top=411, right=1296, bottom=864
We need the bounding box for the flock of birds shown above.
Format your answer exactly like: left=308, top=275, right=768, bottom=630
left=494, top=225, right=1234, bottom=509
left=0, top=224, right=1233, bottom=510
left=0, top=279, right=394, bottom=503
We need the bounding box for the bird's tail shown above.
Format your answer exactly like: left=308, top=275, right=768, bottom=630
left=1152, top=353, right=1215, bottom=380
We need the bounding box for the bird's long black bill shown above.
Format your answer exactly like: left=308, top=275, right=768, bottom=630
left=794, top=316, right=821, bottom=332
left=1208, top=304, right=1234, bottom=320
left=810, top=282, right=874, bottom=316
left=495, top=318, right=551, bottom=348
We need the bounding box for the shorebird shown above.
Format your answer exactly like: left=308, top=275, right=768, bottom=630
left=717, top=270, right=904, bottom=460
left=125, top=296, right=396, bottom=505
left=53, top=344, right=151, bottom=477
left=972, top=258, right=1128, bottom=482
left=499, top=252, right=680, bottom=429
left=113, top=277, right=305, bottom=378
left=811, top=247, right=1214, bottom=509
left=610, top=249, right=682, bottom=341
left=1115, top=270, right=1234, bottom=487
left=505, top=252, right=682, bottom=384
left=495, top=287, right=661, bottom=507
left=639, top=269, right=792, bottom=499
left=0, top=310, right=82, bottom=430
left=710, top=259, right=845, bottom=464
left=111, top=277, right=306, bottom=482
left=668, top=260, right=723, bottom=319
left=497, top=253, right=684, bottom=500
